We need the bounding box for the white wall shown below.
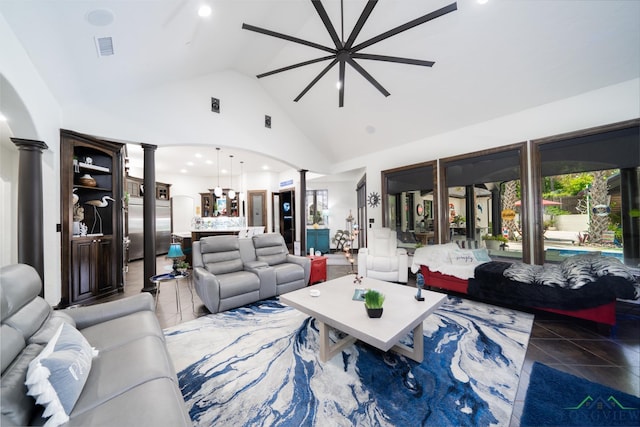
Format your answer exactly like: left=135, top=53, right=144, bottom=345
left=63, top=70, right=333, bottom=174
left=1, top=14, right=62, bottom=305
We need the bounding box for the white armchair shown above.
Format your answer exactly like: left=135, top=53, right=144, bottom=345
left=358, top=227, right=408, bottom=283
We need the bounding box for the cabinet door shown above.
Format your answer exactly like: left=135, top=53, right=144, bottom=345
left=306, top=230, right=318, bottom=253
left=71, top=239, right=95, bottom=302
left=317, top=229, right=330, bottom=253
left=95, top=237, right=114, bottom=294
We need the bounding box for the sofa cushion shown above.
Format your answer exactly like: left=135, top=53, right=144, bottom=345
left=273, top=263, right=304, bottom=285
left=253, top=234, right=288, bottom=265
left=79, top=311, right=165, bottom=352
left=25, top=323, right=97, bottom=427
left=1, top=343, right=43, bottom=426
left=70, top=335, right=179, bottom=417
left=67, top=378, right=191, bottom=427
left=200, top=236, right=244, bottom=275
left=366, top=255, right=399, bottom=272
left=217, top=272, right=261, bottom=299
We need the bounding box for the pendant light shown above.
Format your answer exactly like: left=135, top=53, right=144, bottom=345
left=214, top=147, right=223, bottom=197
left=228, top=155, right=236, bottom=200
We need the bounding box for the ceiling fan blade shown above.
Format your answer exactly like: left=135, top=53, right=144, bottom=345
left=344, top=0, right=378, bottom=49
left=242, top=23, right=336, bottom=54
left=352, top=2, right=457, bottom=52
left=346, top=57, right=390, bottom=97
left=311, top=0, right=343, bottom=49
left=352, top=53, right=434, bottom=67
left=257, top=55, right=335, bottom=78
left=294, top=58, right=339, bottom=102
left=338, top=59, right=345, bottom=107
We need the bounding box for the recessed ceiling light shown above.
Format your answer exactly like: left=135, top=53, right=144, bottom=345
left=187, top=161, right=194, bottom=166
left=477, top=0, right=489, bottom=4
left=262, top=165, right=269, bottom=171
left=86, top=9, right=114, bottom=26
left=195, top=153, right=202, bottom=158
left=205, top=160, right=213, bottom=165
left=198, top=5, right=212, bottom=17
left=180, top=169, right=188, bottom=173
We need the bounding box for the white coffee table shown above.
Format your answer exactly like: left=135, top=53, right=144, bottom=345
left=280, top=275, right=446, bottom=363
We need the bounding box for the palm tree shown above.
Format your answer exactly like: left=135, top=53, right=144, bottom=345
left=502, top=180, right=518, bottom=239
left=588, top=170, right=609, bottom=242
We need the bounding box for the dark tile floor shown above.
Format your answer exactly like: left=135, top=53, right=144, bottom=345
left=119, top=257, right=640, bottom=427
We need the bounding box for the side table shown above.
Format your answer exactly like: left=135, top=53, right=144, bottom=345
left=307, top=255, right=328, bottom=285
left=149, top=272, right=192, bottom=319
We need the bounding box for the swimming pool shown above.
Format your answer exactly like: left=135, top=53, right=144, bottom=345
left=545, top=247, right=623, bottom=261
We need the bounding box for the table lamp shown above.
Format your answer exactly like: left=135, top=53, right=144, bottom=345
left=167, top=243, right=184, bottom=275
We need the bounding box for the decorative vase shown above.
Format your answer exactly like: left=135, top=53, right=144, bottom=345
left=79, top=174, right=97, bottom=187
left=366, top=307, right=383, bottom=318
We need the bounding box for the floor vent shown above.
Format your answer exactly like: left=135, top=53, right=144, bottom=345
left=94, top=36, right=114, bottom=57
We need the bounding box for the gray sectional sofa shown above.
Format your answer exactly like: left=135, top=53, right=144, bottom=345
left=193, top=233, right=311, bottom=314
left=0, top=263, right=191, bottom=427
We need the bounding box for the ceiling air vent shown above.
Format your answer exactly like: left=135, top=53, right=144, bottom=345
left=94, top=36, right=114, bottom=57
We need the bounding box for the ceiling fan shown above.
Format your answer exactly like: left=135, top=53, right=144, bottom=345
left=242, top=0, right=458, bottom=107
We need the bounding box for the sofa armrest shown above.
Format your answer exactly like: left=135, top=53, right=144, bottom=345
left=193, top=266, right=221, bottom=314
left=63, top=293, right=154, bottom=330
left=245, top=264, right=276, bottom=300
left=286, top=254, right=311, bottom=285
left=397, top=249, right=409, bottom=283
left=244, top=260, right=269, bottom=269
left=357, top=249, right=369, bottom=277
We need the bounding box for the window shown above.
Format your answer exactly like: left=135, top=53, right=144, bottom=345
left=306, top=190, right=328, bottom=225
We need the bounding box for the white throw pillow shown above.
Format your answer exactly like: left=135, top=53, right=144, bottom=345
left=25, top=323, right=98, bottom=427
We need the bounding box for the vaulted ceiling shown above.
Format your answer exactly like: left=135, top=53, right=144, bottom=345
left=1, top=0, right=638, bottom=175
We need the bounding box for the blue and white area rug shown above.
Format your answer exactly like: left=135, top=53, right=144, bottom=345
left=164, top=296, right=533, bottom=426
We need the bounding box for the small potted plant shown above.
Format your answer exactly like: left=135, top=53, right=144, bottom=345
left=177, top=261, right=190, bottom=275
left=482, top=234, right=508, bottom=250
left=363, top=289, right=385, bottom=318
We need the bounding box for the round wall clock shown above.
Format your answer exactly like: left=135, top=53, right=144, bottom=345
left=368, top=192, right=380, bottom=207
left=416, top=204, right=424, bottom=216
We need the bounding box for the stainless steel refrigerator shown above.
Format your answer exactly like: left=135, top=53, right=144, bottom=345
left=127, top=197, right=172, bottom=261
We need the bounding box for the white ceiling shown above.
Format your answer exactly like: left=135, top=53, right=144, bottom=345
left=1, top=0, right=639, bottom=176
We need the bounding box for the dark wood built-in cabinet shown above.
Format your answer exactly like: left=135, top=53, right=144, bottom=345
left=60, top=130, right=124, bottom=307
left=200, top=189, right=238, bottom=217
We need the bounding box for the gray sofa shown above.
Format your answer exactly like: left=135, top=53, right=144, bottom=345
left=193, top=234, right=310, bottom=314
left=0, top=264, right=191, bottom=427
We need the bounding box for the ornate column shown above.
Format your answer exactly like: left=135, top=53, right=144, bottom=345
left=141, top=143, right=157, bottom=292
left=299, top=169, right=307, bottom=255
left=11, top=138, right=48, bottom=296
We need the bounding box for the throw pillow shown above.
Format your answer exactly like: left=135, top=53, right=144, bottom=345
left=590, top=256, right=635, bottom=281
left=504, top=262, right=542, bottom=284
left=561, top=255, right=596, bottom=289
left=535, top=264, right=567, bottom=288
left=449, top=249, right=477, bottom=265
left=25, top=323, right=98, bottom=427
left=471, top=248, right=492, bottom=263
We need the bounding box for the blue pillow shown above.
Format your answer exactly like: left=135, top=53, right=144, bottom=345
left=25, top=323, right=97, bottom=427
